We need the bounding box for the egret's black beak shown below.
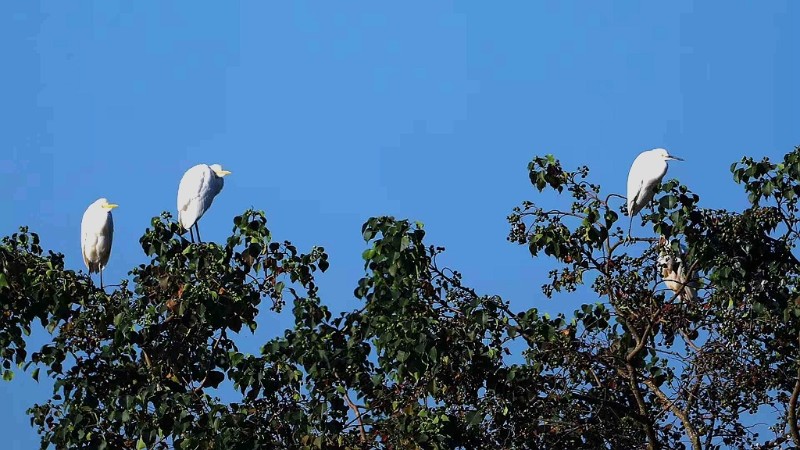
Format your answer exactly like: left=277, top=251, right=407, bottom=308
left=669, top=155, right=684, bottom=161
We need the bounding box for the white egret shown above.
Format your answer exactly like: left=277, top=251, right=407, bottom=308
left=626, top=148, right=683, bottom=235
left=81, top=198, right=118, bottom=288
left=657, top=237, right=697, bottom=302
left=177, top=163, right=231, bottom=243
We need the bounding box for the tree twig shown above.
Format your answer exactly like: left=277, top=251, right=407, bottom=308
left=626, top=363, right=660, bottom=450
left=643, top=378, right=701, bottom=450
left=679, top=329, right=702, bottom=353
left=619, top=318, right=659, bottom=450
left=789, top=367, right=800, bottom=446
left=626, top=322, right=652, bottom=363
left=344, top=389, right=367, bottom=443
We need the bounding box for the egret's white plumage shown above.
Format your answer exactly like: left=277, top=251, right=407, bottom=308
left=657, top=237, right=697, bottom=302
left=626, top=148, right=683, bottom=218
left=81, top=198, right=118, bottom=287
left=177, top=163, right=231, bottom=242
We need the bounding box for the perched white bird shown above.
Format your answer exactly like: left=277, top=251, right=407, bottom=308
left=81, top=198, right=118, bottom=288
left=626, top=148, right=683, bottom=235
left=657, top=238, right=697, bottom=302
left=177, top=163, right=231, bottom=243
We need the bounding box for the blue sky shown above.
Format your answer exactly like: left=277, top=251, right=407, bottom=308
left=2, top=2, right=799, bottom=447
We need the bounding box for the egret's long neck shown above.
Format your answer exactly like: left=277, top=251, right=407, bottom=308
left=211, top=175, right=224, bottom=196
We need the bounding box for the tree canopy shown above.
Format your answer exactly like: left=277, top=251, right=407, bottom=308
left=3, top=148, right=800, bottom=449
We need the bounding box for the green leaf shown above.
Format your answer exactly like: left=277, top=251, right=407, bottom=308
left=659, top=195, right=677, bottom=209
left=466, top=410, right=483, bottom=426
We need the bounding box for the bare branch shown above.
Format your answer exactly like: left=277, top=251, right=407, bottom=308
left=789, top=366, right=800, bottom=447
left=643, top=378, right=701, bottom=450
left=344, top=389, right=367, bottom=443
left=626, top=363, right=660, bottom=450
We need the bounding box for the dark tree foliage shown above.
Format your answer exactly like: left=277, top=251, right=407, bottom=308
left=3, top=148, right=800, bottom=449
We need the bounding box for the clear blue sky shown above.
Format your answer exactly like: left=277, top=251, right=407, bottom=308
left=2, top=2, right=798, bottom=447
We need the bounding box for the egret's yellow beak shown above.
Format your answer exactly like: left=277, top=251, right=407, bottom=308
left=105, top=203, right=119, bottom=210
left=216, top=170, right=232, bottom=177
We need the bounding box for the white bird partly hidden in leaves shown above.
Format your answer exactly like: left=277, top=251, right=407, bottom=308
left=657, top=236, right=697, bottom=302
left=177, top=163, right=231, bottom=243
left=81, top=198, right=118, bottom=288
left=626, top=148, right=683, bottom=235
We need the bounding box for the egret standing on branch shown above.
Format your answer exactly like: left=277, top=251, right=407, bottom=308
left=177, top=163, right=231, bottom=243
left=81, top=198, right=118, bottom=288
left=626, top=148, right=683, bottom=236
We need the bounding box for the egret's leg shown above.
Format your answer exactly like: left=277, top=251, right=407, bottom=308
left=627, top=216, right=633, bottom=239
left=189, top=227, right=195, bottom=244
left=195, top=223, right=202, bottom=243
left=100, top=268, right=104, bottom=289
left=624, top=214, right=635, bottom=244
